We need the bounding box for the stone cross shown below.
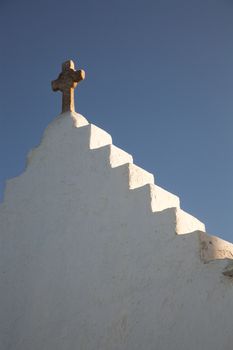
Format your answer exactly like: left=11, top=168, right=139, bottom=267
left=51, top=60, right=85, bottom=113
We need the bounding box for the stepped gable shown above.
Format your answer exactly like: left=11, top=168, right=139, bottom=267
left=2, top=111, right=233, bottom=349
left=2, top=111, right=233, bottom=266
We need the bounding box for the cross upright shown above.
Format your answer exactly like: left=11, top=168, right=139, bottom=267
left=52, top=60, right=85, bottom=113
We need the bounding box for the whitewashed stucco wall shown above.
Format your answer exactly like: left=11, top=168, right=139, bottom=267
left=1, top=112, right=233, bottom=350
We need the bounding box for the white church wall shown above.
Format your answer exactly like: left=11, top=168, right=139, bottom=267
left=1, top=112, right=233, bottom=350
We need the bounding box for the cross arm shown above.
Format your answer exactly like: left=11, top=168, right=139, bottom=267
left=73, top=69, right=85, bottom=83
left=51, top=76, right=61, bottom=92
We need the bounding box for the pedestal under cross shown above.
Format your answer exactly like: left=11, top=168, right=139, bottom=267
left=52, top=60, right=85, bottom=113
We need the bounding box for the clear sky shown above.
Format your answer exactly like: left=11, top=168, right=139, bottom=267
left=0, top=0, right=233, bottom=241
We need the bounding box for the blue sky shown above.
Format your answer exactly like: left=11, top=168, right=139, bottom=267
left=0, top=0, right=233, bottom=241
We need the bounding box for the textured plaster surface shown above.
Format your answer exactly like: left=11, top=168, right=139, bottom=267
left=1, top=112, right=233, bottom=350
